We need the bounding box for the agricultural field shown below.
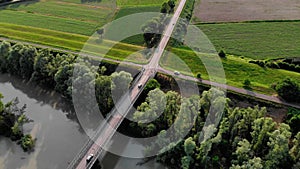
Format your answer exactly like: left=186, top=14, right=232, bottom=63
left=197, top=21, right=300, bottom=60
left=161, top=47, right=300, bottom=94
left=116, top=0, right=164, bottom=7
left=0, top=0, right=116, bottom=35
left=193, top=0, right=300, bottom=23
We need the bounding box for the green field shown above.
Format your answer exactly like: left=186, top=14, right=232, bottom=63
left=117, top=0, right=165, bottom=7
left=161, top=47, right=300, bottom=94
left=197, top=21, right=300, bottom=60
left=114, top=5, right=161, bottom=19
left=0, top=0, right=116, bottom=35
left=114, top=5, right=161, bottom=45
left=0, top=23, right=147, bottom=63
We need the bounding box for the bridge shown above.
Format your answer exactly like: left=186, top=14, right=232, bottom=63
left=67, top=0, right=188, bottom=168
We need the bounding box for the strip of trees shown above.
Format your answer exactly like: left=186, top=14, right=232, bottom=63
left=0, top=40, right=134, bottom=116
left=132, top=87, right=300, bottom=169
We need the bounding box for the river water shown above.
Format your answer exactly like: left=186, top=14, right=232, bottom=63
left=0, top=74, right=167, bottom=169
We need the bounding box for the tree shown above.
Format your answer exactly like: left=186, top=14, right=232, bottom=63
left=0, top=41, right=11, bottom=71
left=251, top=117, right=276, bottom=155
left=196, top=72, right=201, bottom=79
left=290, top=132, right=300, bottom=162
left=243, top=79, right=251, bottom=89
left=21, top=134, right=35, bottom=151
left=218, top=50, right=226, bottom=58
left=111, top=71, right=133, bottom=100
left=95, top=75, right=113, bottom=115
left=19, top=46, right=37, bottom=78
left=54, top=63, right=74, bottom=98
left=184, top=137, right=196, bottom=156
left=230, top=157, right=263, bottom=169
left=144, top=79, right=160, bottom=93
left=234, top=139, right=252, bottom=164
left=32, top=49, right=56, bottom=85
left=274, top=78, right=300, bottom=102
left=265, top=123, right=291, bottom=169
left=96, top=28, right=104, bottom=39
left=7, top=43, right=24, bottom=75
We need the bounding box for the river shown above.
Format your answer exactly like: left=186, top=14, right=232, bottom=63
left=0, top=74, right=167, bottom=169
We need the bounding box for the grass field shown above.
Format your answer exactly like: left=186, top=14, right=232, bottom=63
left=161, top=47, right=300, bottom=94
left=114, top=5, right=161, bottom=45
left=0, top=0, right=116, bottom=35
left=116, top=0, right=164, bottom=7
left=197, top=21, right=300, bottom=60
left=0, top=23, right=147, bottom=63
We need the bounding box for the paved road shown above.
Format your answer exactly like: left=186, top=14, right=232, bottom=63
left=69, top=0, right=188, bottom=168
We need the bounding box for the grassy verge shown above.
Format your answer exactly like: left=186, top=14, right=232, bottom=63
left=161, top=47, right=300, bottom=95
left=197, top=21, right=300, bottom=60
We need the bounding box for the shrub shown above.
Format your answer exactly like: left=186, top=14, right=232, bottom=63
left=218, top=50, right=226, bottom=58
left=274, top=78, right=300, bottom=102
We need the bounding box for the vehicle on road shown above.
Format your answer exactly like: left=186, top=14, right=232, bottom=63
left=86, top=154, right=94, bottom=163
left=174, top=71, right=180, bottom=75
left=138, top=83, right=143, bottom=89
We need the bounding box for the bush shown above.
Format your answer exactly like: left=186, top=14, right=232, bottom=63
left=218, top=50, right=226, bottom=58
left=21, top=134, right=35, bottom=151
left=243, top=79, right=251, bottom=89
left=274, top=78, right=300, bottom=102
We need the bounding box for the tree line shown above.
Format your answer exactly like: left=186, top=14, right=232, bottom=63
left=132, top=87, right=300, bottom=169
left=0, top=40, right=134, bottom=116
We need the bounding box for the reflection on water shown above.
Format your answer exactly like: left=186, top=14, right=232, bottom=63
left=0, top=74, right=167, bottom=169
left=0, top=74, right=88, bottom=169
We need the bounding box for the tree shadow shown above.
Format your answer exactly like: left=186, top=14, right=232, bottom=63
left=81, top=0, right=101, bottom=3
left=0, top=0, right=39, bottom=10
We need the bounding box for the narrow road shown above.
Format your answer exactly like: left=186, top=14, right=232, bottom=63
left=158, top=68, right=300, bottom=109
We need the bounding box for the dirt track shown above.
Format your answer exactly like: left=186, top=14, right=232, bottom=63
left=194, top=0, right=300, bottom=22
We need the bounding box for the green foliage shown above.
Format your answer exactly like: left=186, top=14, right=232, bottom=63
left=265, top=123, right=291, bottom=169
left=144, top=79, right=161, bottom=93
left=218, top=50, right=226, bottom=58
left=274, top=78, right=300, bottom=102
left=20, top=134, right=35, bottom=151
left=286, top=108, right=300, bottom=136
left=0, top=41, right=11, bottom=71
left=251, top=117, right=276, bottom=155
left=243, top=79, right=251, bottom=89
left=289, top=132, right=300, bottom=162
left=132, top=86, right=300, bottom=168
left=196, top=72, right=201, bottom=79
left=184, top=137, right=196, bottom=156
left=0, top=95, right=33, bottom=151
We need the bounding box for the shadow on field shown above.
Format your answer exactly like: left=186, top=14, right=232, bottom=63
left=0, top=0, right=39, bottom=10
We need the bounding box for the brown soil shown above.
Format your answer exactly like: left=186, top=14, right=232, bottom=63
left=193, top=0, right=300, bottom=23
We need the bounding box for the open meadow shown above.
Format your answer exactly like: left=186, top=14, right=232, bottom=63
left=161, top=47, right=300, bottom=94
left=197, top=21, right=300, bottom=60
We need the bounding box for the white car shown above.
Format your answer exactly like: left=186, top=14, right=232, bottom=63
left=174, top=71, right=180, bottom=75
left=86, top=154, right=94, bottom=163
left=138, top=83, right=143, bottom=89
